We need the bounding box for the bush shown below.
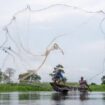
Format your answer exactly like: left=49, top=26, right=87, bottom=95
left=91, top=83, right=96, bottom=85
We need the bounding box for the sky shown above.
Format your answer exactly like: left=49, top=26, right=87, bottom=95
left=0, top=0, right=105, bottom=84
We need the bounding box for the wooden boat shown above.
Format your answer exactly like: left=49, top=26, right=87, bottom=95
left=50, top=82, right=90, bottom=93
left=50, top=82, right=70, bottom=93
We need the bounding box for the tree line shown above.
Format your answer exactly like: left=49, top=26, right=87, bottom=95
left=0, top=68, right=41, bottom=84
left=0, top=67, right=105, bottom=84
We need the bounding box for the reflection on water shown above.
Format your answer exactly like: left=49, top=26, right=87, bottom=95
left=103, top=93, right=105, bottom=100
left=52, top=91, right=89, bottom=101
left=79, top=92, right=89, bottom=101
left=0, top=94, right=10, bottom=100
left=51, top=93, right=67, bottom=105
left=0, top=92, right=105, bottom=105
left=52, top=92, right=67, bottom=100
left=19, top=93, right=40, bottom=100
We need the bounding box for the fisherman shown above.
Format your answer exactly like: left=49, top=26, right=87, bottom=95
left=79, top=76, right=90, bottom=92
left=52, top=64, right=66, bottom=84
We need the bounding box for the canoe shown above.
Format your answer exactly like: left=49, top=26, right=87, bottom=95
left=50, top=82, right=89, bottom=93
left=50, top=82, right=70, bottom=93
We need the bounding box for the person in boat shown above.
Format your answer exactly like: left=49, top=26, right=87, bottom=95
left=52, top=64, right=66, bottom=84
left=79, top=76, right=90, bottom=91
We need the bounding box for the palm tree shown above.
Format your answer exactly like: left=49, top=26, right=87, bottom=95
left=101, top=75, right=105, bottom=84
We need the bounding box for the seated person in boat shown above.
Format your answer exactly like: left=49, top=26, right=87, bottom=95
left=79, top=76, right=89, bottom=91
left=51, top=64, right=66, bottom=84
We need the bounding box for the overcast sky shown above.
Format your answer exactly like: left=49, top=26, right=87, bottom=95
left=0, top=0, right=105, bottom=84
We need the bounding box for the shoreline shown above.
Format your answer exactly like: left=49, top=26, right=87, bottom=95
left=0, top=83, right=105, bottom=92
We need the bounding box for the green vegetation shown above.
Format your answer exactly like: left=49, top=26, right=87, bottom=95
left=19, top=71, right=41, bottom=83
left=0, top=83, right=52, bottom=92
left=0, top=83, right=105, bottom=92
left=101, top=75, right=105, bottom=84
left=90, top=84, right=105, bottom=92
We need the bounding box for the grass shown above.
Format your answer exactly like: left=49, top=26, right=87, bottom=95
left=90, top=84, right=105, bottom=92
left=0, top=82, right=105, bottom=92
left=0, top=83, right=52, bottom=92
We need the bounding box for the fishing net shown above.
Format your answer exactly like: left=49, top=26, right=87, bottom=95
left=0, top=4, right=105, bottom=82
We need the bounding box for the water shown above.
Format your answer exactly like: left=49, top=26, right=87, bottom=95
left=0, top=91, right=105, bottom=105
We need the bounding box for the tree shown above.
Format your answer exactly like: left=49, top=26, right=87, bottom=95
left=91, top=82, right=96, bottom=85
left=101, top=75, right=105, bottom=84
left=0, top=69, right=9, bottom=83
left=5, top=68, right=15, bottom=83
left=31, top=74, right=41, bottom=82
left=0, top=70, right=2, bottom=82
left=19, top=70, right=41, bottom=83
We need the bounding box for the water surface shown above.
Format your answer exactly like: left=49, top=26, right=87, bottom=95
left=0, top=91, right=105, bottom=105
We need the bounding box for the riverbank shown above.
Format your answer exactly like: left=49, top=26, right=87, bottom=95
left=0, top=83, right=52, bottom=92
left=0, top=83, right=105, bottom=92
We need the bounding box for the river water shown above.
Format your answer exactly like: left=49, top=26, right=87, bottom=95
left=0, top=91, right=105, bottom=105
